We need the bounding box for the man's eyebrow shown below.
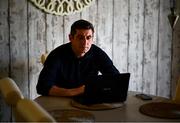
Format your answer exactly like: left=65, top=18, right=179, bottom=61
left=77, top=34, right=92, bottom=36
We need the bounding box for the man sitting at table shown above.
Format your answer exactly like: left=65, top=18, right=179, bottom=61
left=36, top=19, right=120, bottom=97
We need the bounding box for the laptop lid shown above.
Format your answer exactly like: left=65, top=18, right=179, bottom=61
left=74, top=73, right=130, bottom=105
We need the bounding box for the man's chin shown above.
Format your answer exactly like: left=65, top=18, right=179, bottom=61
left=80, top=49, right=89, bottom=53
left=78, top=50, right=88, bottom=57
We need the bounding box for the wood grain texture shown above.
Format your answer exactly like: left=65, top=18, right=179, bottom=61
left=9, top=0, right=29, bottom=98
left=0, top=0, right=11, bottom=122
left=128, top=0, right=144, bottom=92
left=97, top=0, right=113, bottom=58
left=142, top=0, right=159, bottom=95
left=63, top=13, right=81, bottom=43
left=46, top=14, right=64, bottom=52
left=0, top=0, right=9, bottom=79
left=172, top=19, right=180, bottom=98
left=28, top=3, right=46, bottom=99
left=157, top=0, right=171, bottom=97
left=113, top=0, right=129, bottom=73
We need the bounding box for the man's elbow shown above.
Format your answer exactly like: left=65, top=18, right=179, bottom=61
left=36, top=84, right=50, bottom=96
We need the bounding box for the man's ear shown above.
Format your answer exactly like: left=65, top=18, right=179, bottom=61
left=69, top=34, right=73, bottom=42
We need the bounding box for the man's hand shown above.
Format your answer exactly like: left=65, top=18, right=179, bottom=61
left=49, top=85, right=85, bottom=97
left=68, top=85, right=85, bottom=96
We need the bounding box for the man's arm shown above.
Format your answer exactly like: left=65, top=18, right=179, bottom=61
left=48, top=85, right=85, bottom=97
left=97, top=48, right=120, bottom=74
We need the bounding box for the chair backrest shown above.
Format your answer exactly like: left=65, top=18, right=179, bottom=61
left=174, top=76, right=180, bottom=104
left=41, top=53, right=48, bottom=65
left=15, top=98, right=56, bottom=122
left=0, top=77, right=24, bottom=106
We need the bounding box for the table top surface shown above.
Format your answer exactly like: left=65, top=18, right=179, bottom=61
left=34, top=91, right=180, bottom=122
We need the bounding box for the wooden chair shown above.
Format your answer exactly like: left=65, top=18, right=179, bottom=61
left=15, top=98, right=56, bottom=122
left=0, top=77, right=24, bottom=106
left=0, top=77, right=55, bottom=122
left=41, top=53, right=48, bottom=65
left=174, top=75, right=180, bottom=104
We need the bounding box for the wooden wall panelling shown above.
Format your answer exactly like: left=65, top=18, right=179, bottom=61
left=0, top=2, right=177, bottom=121
left=46, top=14, right=64, bottom=53
left=172, top=19, right=180, bottom=98
left=9, top=0, right=29, bottom=98
left=143, top=0, right=159, bottom=95
left=157, top=0, right=171, bottom=97
left=176, top=0, right=180, bottom=14
left=113, top=0, right=129, bottom=73
left=63, top=13, right=81, bottom=43
left=80, top=0, right=98, bottom=44
left=97, top=0, right=113, bottom=59
left=28, top=3, right=46, bottom=99
left=0, top=0, right=9, bottom=79
left=0, top=0, right=11, bottom=121
left=128, top=0, right=144, bottom=92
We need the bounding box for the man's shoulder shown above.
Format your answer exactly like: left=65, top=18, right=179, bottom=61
left=51, top=43, right=71, bottom=54
left=48, top=43, right=71, bottom=58
left=91, top=44, right=105, bottom=53
left=54, top=43, right=70, bottom=51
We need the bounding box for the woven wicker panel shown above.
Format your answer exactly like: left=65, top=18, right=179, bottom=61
left=139, top=102, right=180, bottom=119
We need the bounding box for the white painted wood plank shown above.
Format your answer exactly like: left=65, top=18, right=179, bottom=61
left=157, top=0, right=171, bottom=98
left=97, top=0, right=113, bottom=59
left=113, top=0, right=129, bottom=73
left=28, top=3, right=46, bottom=99
left=0, top=0, right=11, bottom=121
left=0, top=0, right=9, bottom=78
left=63, top=14, right=81, bottom=43
left=128, top=0, right=144, bottom=92
left=46, top=15, right=64, bottom=52
left=143, top=0, right=159, bottom=95
left=9, top=0, right=29, bottom=98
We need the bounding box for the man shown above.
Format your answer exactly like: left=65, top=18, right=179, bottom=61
left=37, top=19, right=120, bottom=97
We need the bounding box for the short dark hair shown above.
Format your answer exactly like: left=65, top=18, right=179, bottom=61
left=70, top=19, right=94, bottom=36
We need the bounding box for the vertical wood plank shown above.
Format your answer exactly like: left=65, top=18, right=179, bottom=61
left=0, top=0, right=11, bottom=121
left=63, top=14, right=81, bottom=43
left=113, top=0, right=129, bottom=73
left=46, top=14, right=64, bottom=52
left=128, top=0, right=144, bottom=92
left=143, top=0, right=159, bottom=95
left=97, top=0, right=113, bottom=58
left=80, top=0, right=98, bottom=44
left=9, top=0, right=28, bottom=97
left=176, top=0, right=180, bottom=14
left=0, top=0, right=9, bottom=79
left=28, top=3, right=46, bottom=99
left=157, top=0, right=171, bottom=97
left=172, top=19, right=180, bottom=98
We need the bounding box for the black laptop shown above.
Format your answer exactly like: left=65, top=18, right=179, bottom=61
left=73, top=73, right=130, bottom=105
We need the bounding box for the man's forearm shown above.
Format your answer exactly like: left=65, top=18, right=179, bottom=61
left=48, top=85, right=85, bottom=97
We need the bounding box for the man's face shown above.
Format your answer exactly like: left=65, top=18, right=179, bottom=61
left=69, top=29, right=93, bottom=57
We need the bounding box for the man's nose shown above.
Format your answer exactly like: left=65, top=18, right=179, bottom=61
left=81, top=38, right=89, bottom=45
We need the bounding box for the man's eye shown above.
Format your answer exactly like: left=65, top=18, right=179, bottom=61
left=77, top=36, right=92, bottom=40
left=87, top=36, right=92, bottom=40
